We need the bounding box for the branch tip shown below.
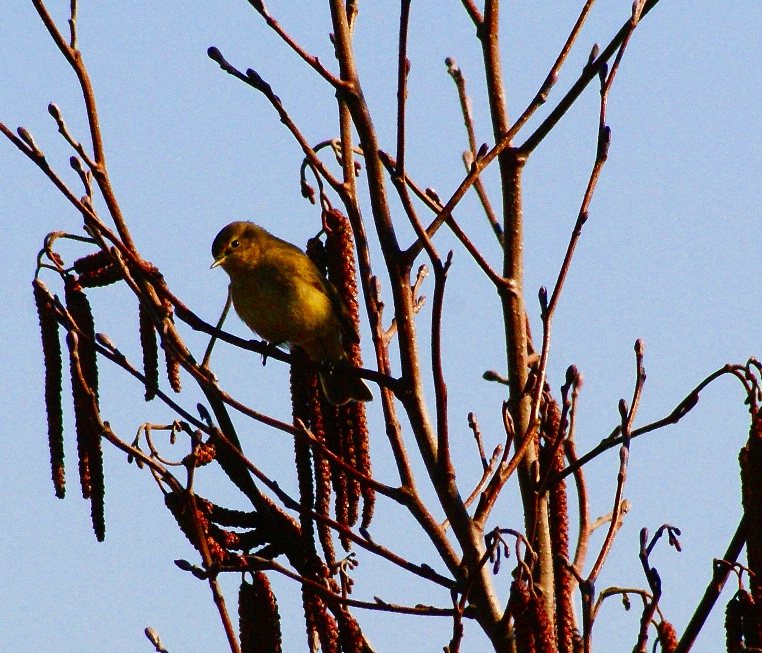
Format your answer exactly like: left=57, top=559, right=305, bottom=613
left=17, top=126, right=41, bottom=155
left=565, top=364, right=579, bottom=388
left=588, top=43, right=600, bottom=65
left=538, top=286, right=548, bottom=315
left=48, top=102, right=62, bottom=121
left=207, top=46, right=227, bottom=68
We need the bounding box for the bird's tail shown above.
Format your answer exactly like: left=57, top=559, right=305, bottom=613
left=319, top=365, right=373, bottom=405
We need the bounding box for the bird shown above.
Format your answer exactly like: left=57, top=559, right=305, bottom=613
left=211, top=221, right=373, bottom=405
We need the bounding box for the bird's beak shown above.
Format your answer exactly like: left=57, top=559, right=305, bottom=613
left=210, top=258, right=223, bottom=270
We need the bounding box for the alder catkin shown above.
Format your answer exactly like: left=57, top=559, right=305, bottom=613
left=160, top=300, right=182, bottom=393
left=323, top=209, right=374, bottom=529
left=138, top=303, right=159, bottom=401
left=164, top=346, right=182, bottom=393
left=306, top=236, right=337, bottom=567
left=72, top=250, right=112, bottom=275
left=33, top=279, right=65, bottom=499
left=726, top=593, right=743, bottom=653
left=337, top=611, right=364, bottom=653
left=164, top=492, right=235, bottom=564
left=509, top=579, right=537, bottom=653
left=77, top=264, right=122, bottom=288
left=656, top=620, right=678, bottom=653
left=320, top=393, right=350, bottom=552
left=64, top=329, right=106, bottom=540
left=64, top=276, right=99, bottom=403
left=90, top=454, right=106, bottom=542
left=542, top=395, right=574, bottom=653
left=313, top=396, right=336, bottom=569
left=73, top=250, right=121, bottom=288
left=740, top=415, right=762, bottom=601
left=65, top=330, right=93, bottom=500
left=291, top=347, right=317, bottom=554
left=239, top=572, right=283, bottom=653
left=64, top=277, right=106, bottom=538
left=740, top=589, right=762, bottom=650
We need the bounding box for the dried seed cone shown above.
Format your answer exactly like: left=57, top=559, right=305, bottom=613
left=181, top=442, right=217, bottom=468
left=33, top=279, right=66, bottom=499
left=239, top=572, right=283, bottom=653
left=139, top=303, right=159, bottom=401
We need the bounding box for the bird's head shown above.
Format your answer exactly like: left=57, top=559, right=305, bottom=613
left=211, top=221, right=266, bottom=273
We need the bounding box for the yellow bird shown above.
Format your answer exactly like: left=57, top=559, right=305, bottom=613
left=211, top=221, right=373, bottom=405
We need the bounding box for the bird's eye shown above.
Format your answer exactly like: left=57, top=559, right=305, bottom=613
left=231, top=239, right=240, bottom=249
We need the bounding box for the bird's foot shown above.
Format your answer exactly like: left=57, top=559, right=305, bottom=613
left=259, top=340, right=286, bottom=366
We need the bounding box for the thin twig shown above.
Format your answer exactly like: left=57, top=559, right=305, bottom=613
left=407, top=0, right=664, bottom=260
left=240, top=555, right=461, bottom=617
left=527, top=0, right=642, bottom=521
left=459, top=0, right=483, bottom=25
left=207, top=48, right=344, bottom=194
left=446, top=58, right=503, bottom=245
left=432, top=252, right=454, bottom=474
left=245, top=1, right=344, bottom=88
left=675, top=516, right=748, bottom=653
left=553, top=364, right=747, bottom=485
left=441, top=444, right=501, bottom=532
left=508, top=0, right=598, bottom=138
left=395, top=0, right=412, bottom=175
left=31, top=0, right=137, bottom=251
left=586, top=340, right=646, bottom=583
left=378, top=151, right=505, bottom=287
left=202, top=289, right=232, bottom=369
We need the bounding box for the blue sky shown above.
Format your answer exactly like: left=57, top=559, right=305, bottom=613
left=2, top=1, right=761, bottom=652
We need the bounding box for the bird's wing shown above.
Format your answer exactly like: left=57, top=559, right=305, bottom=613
left=307, top=271, right=361, bottom=344
left=270, top=238, right=361, bottom=345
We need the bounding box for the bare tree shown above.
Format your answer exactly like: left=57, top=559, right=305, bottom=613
left=5, top=1, right=762, bottom=652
